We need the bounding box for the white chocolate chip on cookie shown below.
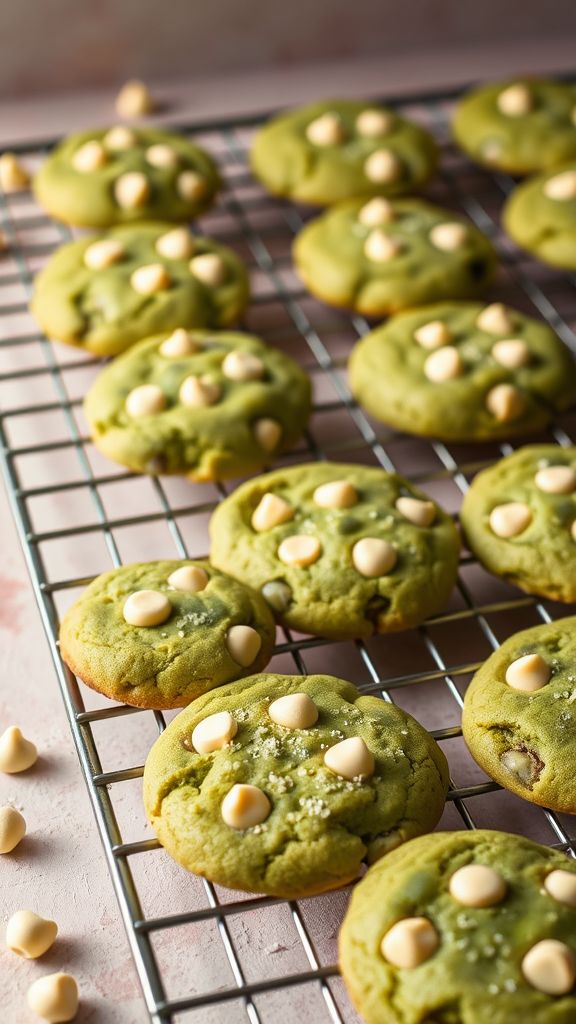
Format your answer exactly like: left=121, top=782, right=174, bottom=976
left=146, top=144, right=179, bottom=169
left=505, top=653, right=550, bottom=692
left=364, top=229, right=402, bottom=262
left=396, top=496, right=436, bottom=527
left=177, top=170, right=206, bottom=201
left=477, top=303, right=514, bottom=335
left=544, top=170, right=576, bottom=201
left=125, top=384, right=166, bottom=418
left=534, top=465, right=576, bottom=494
left=72, top=140, right=107, bottom=172
left=159, top=328, right=198, bottom=357
left=414, top=320, right=452, bottom=350
left=253, top=418, right=282, bottom=452
left=221, top=783, right=271, bottom=829
left=364, top=148, right=402, bottom=183
left=0, top=153, right=30, bottom=192
left=0, top=805, right=26, bottom=853
left=116, top=79, right=153, bottom=118
left=306, top=112, right=344, bottom=147
left=190, top=253, right=227, bottom=286
left=449, top=864, right=507, bottom=907
left=324, top=736, right=374, bottom=779
left=522, top=940, right=576, bottom=996
left=6, top=910, right=58, bottom=959
left=222, top=350, right=265, bottom=381
left=278, top=535, right=321, bottom=567
left=492, top=338, right=530, bottom=369
left=27, top=973, right=79, bottom=1023
left=352, top=537, right=397, bottom=577
left=167, top=565, right=209, bottom=592
left=269, top=693, right=319, bottom=730
left=251, top=493, right=294, bottom=532
left=358, top=197, right=395, bottom=227
left=114, top=171, right=150, bottom=208
left=486, top=383, right=525, bottom=422
left=83, top=238, right=124, bottom=270
left=130, top=263, right=170, bottom=294
left=489, top=501, right=532, bottom=538
left=123, top=590, right=171, bottom=627
left=424, top=346, right=463, bottom=382
left=313, top=480, right=358, bottom=509
left=156, top=226, right=195, bottom=260
left=192, top=711, right=238, bottom=754
left=356, top=108, right=394, bottom=137
left=381, top=917, right=439, bottom=969
left=0, top=727, right=38, bottom=774
left=103, top=125, right=137, bottom=150
left=179, top=374, right=221, bottom=408
left=429, top=222, right=468, bottom=251
left=497, top=83, right=532, bottom=117
left=226, top=625, right=262, bottom=667
left=545, top=870, right=576, bottom=908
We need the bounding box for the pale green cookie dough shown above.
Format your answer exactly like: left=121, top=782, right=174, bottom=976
left=463, top=617, right=576, bottom=813
left=143, top=673, right=449, bottom=897
left=293, top=198, right=497, bottom=317
left=250, top=99, right=438, bottom=206
left=461, top=445, right=576, bottom=603
left=349, top=302, right=576, bottom=442
left=340, top=829, right=576, bottom=1024
left=209, top=462, right=460, bottom=639
left=31, top=223, right=250, bottom=357
left=84, top=330, right=312, bottom=481
left=503, top=163, right=576, bottom=270
left=59, top=560, right=276, bottom=709
left=34, top=125, right=220, bottom=227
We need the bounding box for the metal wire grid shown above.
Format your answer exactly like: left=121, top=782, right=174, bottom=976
left=1, top=82, right=576, bottom=1022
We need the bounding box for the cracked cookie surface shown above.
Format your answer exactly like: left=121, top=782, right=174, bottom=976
left=503, top=162, right=576, bottom=270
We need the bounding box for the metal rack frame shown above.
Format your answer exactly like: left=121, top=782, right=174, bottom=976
left=1, top=80, right=575, bottom=1022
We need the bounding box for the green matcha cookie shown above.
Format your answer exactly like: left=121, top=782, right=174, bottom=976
left=503, top=163, right=576, bottom=270
left=84, top=329, right=311, bottom=481
left=463, top=617, right=576, bottom=814
left=143, top=673, right=449, bottom=897
left=209, top=462, right=460, bottom=639
left=250, top=99, right=438, bottom=206
left=34, top=125, right=220, bottom=227
left=340, top=829, right=576, bottom=1024
left=453, top=78, right=576, bottom=175
left=293, top=198, right=496, bottom=317
left=31, top=223, right=250, bottom=357
left=349, top=302, right=576, bottom=442
left=461, top=445, right=576, bottom=603
left=59, top=560, right=276, bottom=709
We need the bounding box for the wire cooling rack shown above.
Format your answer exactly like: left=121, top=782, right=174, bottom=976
left=1, top=81, right=576, bottom=1023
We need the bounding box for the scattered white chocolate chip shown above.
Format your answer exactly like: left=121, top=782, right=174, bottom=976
left=324, top=736, right=374, bottom=779
left=358, top=197, right=395, bottom=227
left=313, top=480, right=358, bottom=509
left=159, top=328, right=198, bottom=357
left=103, top=125, right=137, bottom=151
left=381, top=917, right=439, bottom=969
left=167, top=565, right=209, bottom=592
left=225, top=624, right=262, bottom=667
left=430, top=222, right=468, bottom=252
left=396, top=496, right=436, bottom=527
left=0, top=153, right=30, bottom=192
left=6, top=910, right=58, bottom=959
left=191, top=711, right=237, bottom=754
left=278, top=534, right=321, bottom=567
left=492, top=338, right=530, bottom=369
left=222, top=350, right=265, bottom=382
left=146, top=144, right=178, bottom=169
left=364, top=148, right=402, bottom=183
left=489, top=501, right=532, bottom=538
left=352, top=537, right=397, bottom=577
left=449, top=864, right=507, bottom=907
left=221, top=783, right=271, bottom=829
left=125, top=384, right=166, bottom=418
left=179, top=374, right=221, bottom=408
left=116, top=79, right=153, bottom=118
left=177, top=170, right=206, bottom=201
left=83, top=238, right=124, bottom=270
left=0, top=727, right=37, bottom=774
left=269, top=693, right=319, bottom=730
left=27, top=972, right=79, bottom=1023
left=486, top=383, right=525, bottom=422
left=114, top=171, right=150, bottom=209
left=424, top=346, right=463, bottom=382
left=522, top=939, right=576, bottom=996
left=190, top=253, right=227, bottom=286
left=156, top=226, right=195, bottom=260
left=414, top=320, right=452, bottom=350
left=364, top=229, right=402, bottom=262
left=497, top=83, right=532, bottom=117
left=123, top=590, right=171, bottom=627
left=254, top=418, right=281, bottom=452
left=251, top=493, right=294, bottom=532
left=0, top=805, right=26, bottom=853
left=72, top=140, right=107, bottom=173
left=261, top=580, right=292, bottom=611
left=545, top=869, right=576, bottom=908
left=306, top=112, right=344, bottom=147
left=544, top=170, right=576, bottom=201
left=501, top=748, right=536, bottom=785
left=130, top=263, right=170, bottom=295
left=505, top=653, right=550, bottom=692
left=356, top=108, right=394, bottom=137
left=534, top=465, right=576, bottom=494
left=476, top=303, right=514, bottom=335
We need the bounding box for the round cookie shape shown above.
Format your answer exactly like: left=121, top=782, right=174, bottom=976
left=463, top=616, right=576, bottom=813
left=452, top=78, right=576, bottom=175
left=339, top=829, right=576, bottom=1024
left=460, top=445, right=576, bottom=603
left=209, top=462, right=460, bottom=639
left=503, top=162, right=576, bottom=270
left=293, top=199, right=496, bottom=317
left=31, top=223, right=250, bottom=357
left=143, top=673, right=449, bottom=897
left=34, top=125, right=220, bottom=227
left=84, top=330, right=311, bottom=481
left=349, top=302, right=576, bottom=442
left=250, top=98, right=438, bottom=206
left=59, top=560, right=276, bottom=709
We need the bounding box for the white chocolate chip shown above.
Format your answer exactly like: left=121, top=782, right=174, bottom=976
left=429, top=222, right=468, bottom=252
left=534, top=465, right=576, bottom=494
left=177, top=170, right=206, bottom=201
left=221, top=783, right=271, bottom=830
left=356, top=108, right=394, bottom=138
left=225, top=624, right=262, bottom=667
left=424, top=346, right=463, bottom=382
left=6, top=910, right=58, bottom=959
left=352, top=537, right=397, bottom=577
left=190, top=253, right=227, bottom=286
left=83, top=238, right=124, bottom=270
left=501, top=748, right=535, bottom=785
left=491, top=338, right=530, bottom=369
left=0, top=727, right=38, bottom=774
left=545, top=170, right=576, bottom=201
left=123, top=590, right=171, bottom=627
left=103, top=125, right=137, bottom=151
left=364, top=148, right=402, bottom=183
left=156, top=227, right=195, bottom=261
left=505, top=653, right=550, bottom=692
left=545, top=869, right=576, bottom=908
left=489, top=502, right=532, bottom=538
left=324, top=736, right=374, bottom=779
left=0, top=153, right=30, bottom=192
left=476, top=303, right=514, bottom=335
left=114, top=171, right=150, bottom=209
left=130, top=263, right=170, bottom=295
left=395, top=496, right=436, bottom=527
left=222, top=350, right=265, bottom=382
left=278, top=534, right=321, bottom=567
left=268, top=693, right=319, bottom=730
left=0, top=805, right=26, bottom=853
left=251, top=493, right=294, bottom=532
left=261, top=580, right=292, bottom=612
left=191, top=711, right=238, bottom=754
left=179, top=374, right=221, bottom=408
left=414, top=320, right=452, bottom=350
left=306, top=112, right=344, bottom=147
left=125, top=384, right=166, bottom=418
left=116, top=79, right=153, bottom=118
left=253, top=418, right=281, bottom=452
left=146, top=144, right=178, bottom=169
left=497, top=83, right=532, bottom=117
left=358, top=197, right=395, bottom=227
left=485, top=383, right=525, bottom=422
left=27, top=972, right=79, bottom=1023
left=167, top=565, right=209, bottom=592
left=381, top=917, right=439, bottom=969
left=159, top=328, right=198, bottom=357
left=313, top=480, right=358, bottom=509
left=449, top=864, right=507, bottom=907
left=522, top=939, right=576, bottom=996
left=72, top=140, right=107, bottom=173
left=364, top=229, right=403, bottom=262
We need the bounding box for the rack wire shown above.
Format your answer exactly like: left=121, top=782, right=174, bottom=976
left=1, top=80, right=576, bottom=1022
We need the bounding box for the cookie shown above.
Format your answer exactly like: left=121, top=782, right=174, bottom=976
left=463, top=617, right=576, bottom=814
left=31, top=223, right=250, bottom=357
left=143, top=672, right=449, bottom=897
left=59, top=560, right=276, bottom=709
left=349, top=301, right=576, bottom=442
left=460, top=445, right=576, bottom=603
left=503, top=163, right=576, bottom=270
left=340, top=828, right=576, bottom=1024
left=34, top=125, right=220, bottom=227
left=250, top=99, right=438, bottom=206
left=209, top=461, right=460, bottom=639
left=84, top=329, right=312, bottom=481
left=293, top=198, right=496, bottom=317
left=453, top=78, right=576, bottom=175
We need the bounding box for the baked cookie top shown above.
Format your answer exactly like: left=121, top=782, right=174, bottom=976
left=143, top=672, right=449, bottom=897
left=293, top=198, right=497, bottom=317
left=349, top=302, right=576, bottom=442
left=461, top=445, right=576, bottom=604
left=250, top=98, right=438, bottom=206
left=59, top=560, right=276, bottom=709
left=34, top=125, right=220, bottom=227
left=209, top=461, right=460, bottom=639
left=340, top=829, right=576, bottom=1024
left=463, top=616, right=576, bottom=814
left=503, top=163, right=576, bottom=270
left=453, top=78, right=576, bottom=175
left=84, top=329, right=312, bottom=481
left=31, top=223, right=250, bottom=357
